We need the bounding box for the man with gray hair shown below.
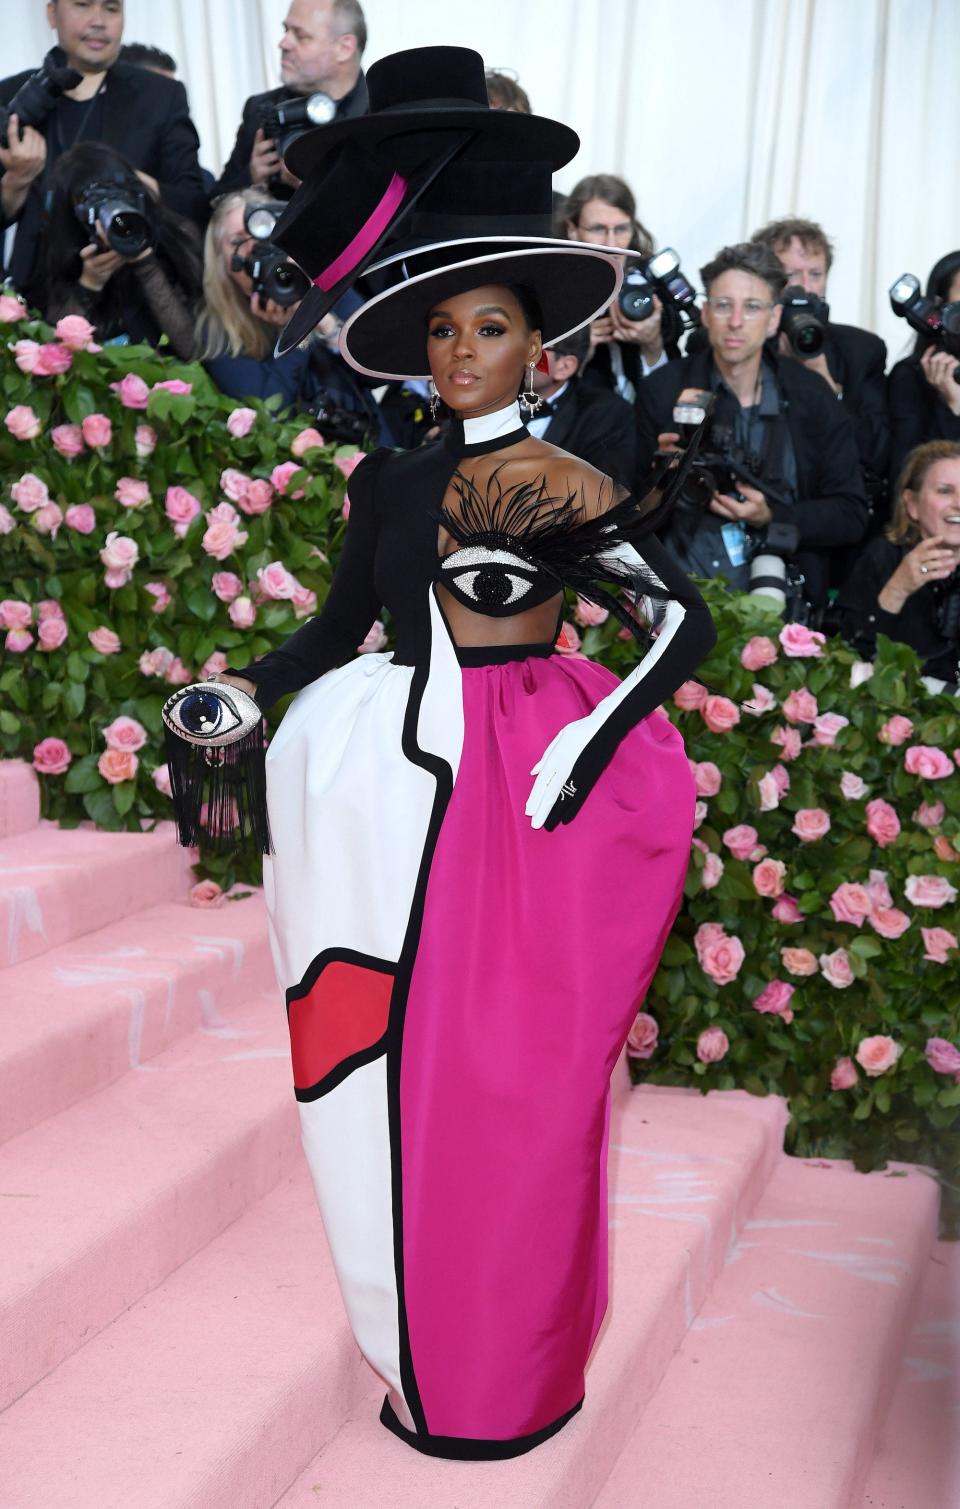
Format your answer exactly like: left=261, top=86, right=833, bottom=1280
left=214, top=0, right=367, bottom=200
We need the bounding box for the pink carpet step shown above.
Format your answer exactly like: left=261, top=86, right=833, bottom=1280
left=274, top=1086, right=789, bottom=1509
left=593, top=1156, right=940, bottom=1509
left=0, top=890, right=274, bottom=1145
left=0, top=761, right=40, bottom=840
left=861, top=1238, right=960, bottom=1509
left=0, top=1085, right=787, bottom=1509
left=0, top=987, right=296, bottom=1413
left=0, top=820, right=194, bottom=969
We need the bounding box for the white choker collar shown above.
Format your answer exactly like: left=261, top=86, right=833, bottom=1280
left=461, top=401, right=524, bottom=444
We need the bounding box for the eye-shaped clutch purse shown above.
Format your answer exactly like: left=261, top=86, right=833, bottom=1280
left=160, top=679, right=272, bottom=855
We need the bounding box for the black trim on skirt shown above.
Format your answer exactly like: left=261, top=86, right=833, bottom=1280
left=378, top=1392, right=584, bottom=1460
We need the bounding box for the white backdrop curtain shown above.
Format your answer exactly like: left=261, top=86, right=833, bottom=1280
left=6, top=0, right=959, bottom=357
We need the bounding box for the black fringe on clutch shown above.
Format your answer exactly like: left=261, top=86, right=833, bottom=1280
left=164, top=722, right=273, bottom=855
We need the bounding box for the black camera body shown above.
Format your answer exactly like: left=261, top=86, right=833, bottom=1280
left=231, top=200, right=311, bottom=309
left=258, top=91, right=336, bottom=158
left=0, top=47, right=82, bottom=149
left=74, top=179, right=151, bottom=257
left=780, top=286, right=829, bottom=357
left=889, top=273, right=960, bottom=383
left=617, top=246, right=701, bottom=329
left=310, top=398, right=374, bottom=448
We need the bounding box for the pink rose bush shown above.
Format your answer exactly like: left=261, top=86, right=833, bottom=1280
left=626, top=1012, right=659, bottom=1059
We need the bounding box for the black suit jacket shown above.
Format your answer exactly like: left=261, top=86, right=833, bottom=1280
left=887, top=353, right=960, bottom=487
left=539, top=379, right=637, bottom=491
left=0, top=61, right=207, bottom=294
left=635, top=348, right=868, bottom=603
left=213, top=73, right=368, bottom=199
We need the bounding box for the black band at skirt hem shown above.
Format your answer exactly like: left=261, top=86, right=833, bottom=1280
left=378, top=1393, right=584, bottom=1459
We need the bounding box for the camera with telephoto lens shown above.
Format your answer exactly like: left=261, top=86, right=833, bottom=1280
left=618, top=246, right=701, bottom=329
left=230, top=200, right=310, bottom=309
left=0, top=47, right=82, bottom=149
left=73, top=178, right=151, bottom=257
left=258, top=92, right=336, bottom=157
left=669, top=395, right=744, bottom=509
left=889, top=273, right=960, bottom=383
left=309, top=398, right=375, bottom=449
left=780, top=286, right=829, bottom=356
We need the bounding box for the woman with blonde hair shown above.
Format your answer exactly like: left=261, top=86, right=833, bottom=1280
left=837, top=439, right=960, bottom=686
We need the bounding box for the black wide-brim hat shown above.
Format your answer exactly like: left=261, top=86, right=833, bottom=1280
left=338, top=240, right=624, bottom=381
left=271, top=46, right=579, bottom=355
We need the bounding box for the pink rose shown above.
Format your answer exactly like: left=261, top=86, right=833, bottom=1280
left=33, top=502, right=64, bottom=537
left=831, top=1057, right=859, bottom=1091
left=145, top=581, right=171, bottom=613
left=792, top=808, right=831, bottom=843
left=743, top=682, right=777, bottom=716
left=555, top=621, right=582, bottom=656
left=779, top=623, right=826, bottom=657
left=574, top=596, right=609, bottom=627
left=696, top=1026, right=730, bottom=1064
left=212, top=571, right=244, bottom=603
left=100, top=531, right=139, bottom=583
left=753, top=980, right=795, bottom=1016
left=38, top=599, right=64, bottom=621
left=904, top=745, right=955, bottom=781
left=691, top=760, right=722, bottom=797
left=878, top=715, right=913, bottom=746
left=238, top=478, right=275, bottom=515
left=674, top=680, right=708, bottom=712
left=271, top=460, right=305, bottom=498
left=626, top=1011, right=659, bottom=1059
left=855, top=1035, right=902, bottom=1077
left=701, top=851, right=724, bottom=889
left=753, top=857, right=787, bottom=897
left=694, top=921, right=745, bottom=986
left=134, top=423, right=157, bottom=457
left=5, top=405, right=42, bottom=441
left=89, top=627, right=121, bottom=654
left=139, top=647, right=174, bottom=677
left=340, top=494, right=351, bottom=521
left=10, top=472, right=49, bottom=512
left=55, top=314, right=96, bottom=350
left=5, top=628, right=32, bottom=651
left=701, top=694, right=740, bottom=733
left=840, top=771, right=867, bottom=801
left=740, top=634, right=778, bottom=670
left=202, top=502, right=248, bottom=561
left=98, top=748, right=138, bottom=784
left=35, top=341, right=73, bottom=375
left=103, top=715, right=148, bottom=752
left=829, top=882, right=873, bottom=926
left=757, top=772, right=780, bottom=812
left=110, top=372, right=150, bottom=409
left=190, top=879, right=225, bottom=908
left=0, top=293, right=26, bottom=322
left=37, top=616, right=68, bottom=651
left=904, top=874, right=958, bottom=909
left=51, top=423, right=86, bottom=459
left=866, top=870, right=893, bottom=910
left=201, top=651, right=229, bottom=679
left=152, top=763, right=172, bottom=797
left=152, top=378, right=192, bottom=395
left=292, top=583, right=317, bottom=618
left=781, top=946, right=818, bottom=977
left=771, top=763, right=790, bottom=797
left=782, top=688, right=818, bottom=724
left=865, top=802, right=903, bottom=849
left=32, top=736, right=73, bottom=775
left=291, top=426, right=325, bottom=457
left=812, top=712, right=849, bottom=747
left=914, top=801, right=945, bottom=830
left=65, top=503, right=96, bottom=534
left=723, top=824, right=762, bottom=862
left=219, top=468, right=250, bottom=502
left=226, top=406, right=256, bottom=438
left=164, top=485, right=202, bottom=537
left=691, top=800, right=707, bottom=831
left=12, top=339, right=41, bottom=374
left=0, top=505, right=15, bottom=535
left=335, top=451, right=366, bottom=479
left=849, top=661, right=874, bottom=688
left=934, top=836, right=960, bottom=863
left=358, top=620, right=389, bottom=654
left=869, top=906, right=911, bottom=940
left=770, top=725, right=802, bottom=761
left=115, top=477, right=150, bottom=510
left=164, top=657, right=192, bottom=686
left=81, top=413, right=112, bottom=448
left=257, top=561, right=298, bottom=600
left=925, top=1035, right=960, bottom=1072
left=819, top=948, right=855, bottom=989
left=772, top=894, right=804, bottom=924
left=0, top=599, right=33, bottom=630
left=228, top=596, right=257, bottom=629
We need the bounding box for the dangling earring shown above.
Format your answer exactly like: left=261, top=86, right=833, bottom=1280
left=519, top=362, right=543, bottom=418
left=428, top=379, right=440, bottom=421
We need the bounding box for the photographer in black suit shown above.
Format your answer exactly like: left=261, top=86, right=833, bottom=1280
left=0, top=0, right=207, bottom=304
left=636, top=242, right=868, bottom=608
left=214, top=0, right=368, bottom=202
left=526, top=325, right=636, bottom=489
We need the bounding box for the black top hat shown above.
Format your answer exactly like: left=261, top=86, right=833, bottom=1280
left=271, top=46, right=578, bottom=354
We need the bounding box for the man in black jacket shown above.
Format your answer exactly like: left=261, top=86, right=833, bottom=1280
left=213, top=0, right=368, bottom=202
left=636, top=242, right=868, bottom=607
left=0, top=0, right=207, bottom=299
left=527, top=325, right=636, bottom=489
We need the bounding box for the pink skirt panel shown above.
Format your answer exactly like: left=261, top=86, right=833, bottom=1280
left=399, top=654, right=695, bottom=1442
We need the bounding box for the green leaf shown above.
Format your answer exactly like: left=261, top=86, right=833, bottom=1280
left=64, top=754, right=102, bottom=794
left=113, top=782, right=137, bottom=816
left=661, top=936, right=694, bottom=967
left=183, top=585, right=218, bottom=623
left=66, top=651, right=87, bottom=683
left=83, top=788, right=123, bottom=830
left=63, top=680, right=86, bottom=719
left=0, top=710, right=20, bottom=734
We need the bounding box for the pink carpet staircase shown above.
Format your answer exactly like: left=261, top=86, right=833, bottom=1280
left=0, top=757, right=954, bottom=1508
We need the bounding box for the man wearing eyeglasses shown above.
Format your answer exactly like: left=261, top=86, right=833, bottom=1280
left=635, top=241, right=868, bottom=607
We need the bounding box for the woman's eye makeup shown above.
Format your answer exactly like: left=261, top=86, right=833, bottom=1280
left=427, top=322, right=508, bottom=339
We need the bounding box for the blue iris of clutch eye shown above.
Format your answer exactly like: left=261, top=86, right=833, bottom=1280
left=161, top=684, right=261, bottom=747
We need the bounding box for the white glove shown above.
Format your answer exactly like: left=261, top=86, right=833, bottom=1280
left=525, top=712, right=601, bottom=830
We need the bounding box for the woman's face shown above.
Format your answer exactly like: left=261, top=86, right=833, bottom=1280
left=222, top=203, right=255, bottom=294
left=427, top=284, right=541, bottom=419
left=568, top=197, right=633, bottom=250
left=947, top=270, right=960, bottom=303
left=905, top=457, right=960, bottom=546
